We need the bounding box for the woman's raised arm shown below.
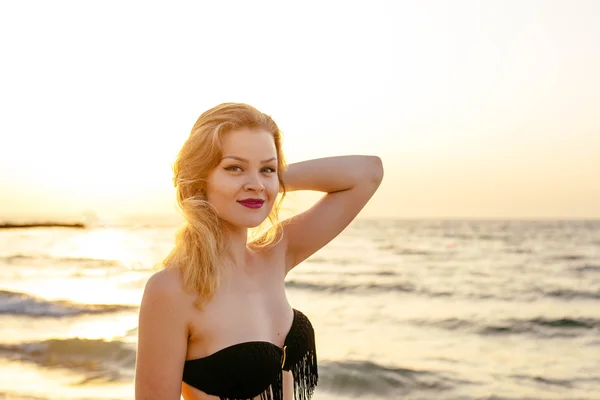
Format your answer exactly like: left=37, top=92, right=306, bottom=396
left=281, top=155, right=384, bottom=273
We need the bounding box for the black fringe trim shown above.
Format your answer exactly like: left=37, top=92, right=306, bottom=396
left=291, top=349, right=319, bottom=400
left=216, top=348, right=318, bottom=400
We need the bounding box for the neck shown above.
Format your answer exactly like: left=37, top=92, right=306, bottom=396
left=220, top=223, right=254, bottom=273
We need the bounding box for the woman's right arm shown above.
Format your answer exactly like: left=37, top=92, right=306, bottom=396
left=135, top=270, right=189, bottom=400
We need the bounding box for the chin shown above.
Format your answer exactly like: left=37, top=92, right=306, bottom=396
left=244, top=217, right=270, bottom=229
left=224, top=215, right=269, bottom=229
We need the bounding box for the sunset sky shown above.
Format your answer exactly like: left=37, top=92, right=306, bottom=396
left=1, top=1, right=599, bottom=222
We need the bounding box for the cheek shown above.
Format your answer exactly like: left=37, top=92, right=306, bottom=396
left=267, top=179, right=279, bottom=196
left=210, top=174, right=238, bottom=192
left=206, top=180, right=236, bottom=204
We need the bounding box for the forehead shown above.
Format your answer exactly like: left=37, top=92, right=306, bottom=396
left=220, top=127, right=276, bottom=159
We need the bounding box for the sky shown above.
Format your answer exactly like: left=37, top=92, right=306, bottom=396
left=0, top=0, right=599, bottom=222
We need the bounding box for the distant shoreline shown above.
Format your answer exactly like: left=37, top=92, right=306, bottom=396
left=0, top=222, right=86, bottom=229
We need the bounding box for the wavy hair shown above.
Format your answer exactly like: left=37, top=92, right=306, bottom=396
left=161, top=103, right=288, bottom=310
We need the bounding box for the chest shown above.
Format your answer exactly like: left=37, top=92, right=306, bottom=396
left=186, top=249, right=292, bottom=359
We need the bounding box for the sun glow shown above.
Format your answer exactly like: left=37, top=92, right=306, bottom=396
left=1, top=1, right=599, bottom=219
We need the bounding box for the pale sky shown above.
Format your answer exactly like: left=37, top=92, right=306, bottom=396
left=1, top=0, right=599, bottom=222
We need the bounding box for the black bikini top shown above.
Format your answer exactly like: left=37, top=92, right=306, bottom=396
left=182, top=308, right=318, bottom=400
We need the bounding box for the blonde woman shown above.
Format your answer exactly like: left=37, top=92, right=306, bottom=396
left=134, top=103, right=384, bottom=400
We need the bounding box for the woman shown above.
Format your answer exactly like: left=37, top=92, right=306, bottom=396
left=134, top=103, right=384, bottom=400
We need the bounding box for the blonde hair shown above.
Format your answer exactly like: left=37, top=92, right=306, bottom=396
left=161, top=103, right=288, bottom=310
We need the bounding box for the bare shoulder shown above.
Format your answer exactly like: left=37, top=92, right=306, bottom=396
left=139, top=267, right=192, bottom=343
left=144, top=267, right=186, bottom=298
left=135, top=267, right=189, bottom=400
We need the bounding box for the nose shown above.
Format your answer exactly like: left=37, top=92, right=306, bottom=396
left=243, top=173, right=265, bottom=193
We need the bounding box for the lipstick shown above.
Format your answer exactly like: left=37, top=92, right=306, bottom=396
left=237, top=199, right=264, bottom=209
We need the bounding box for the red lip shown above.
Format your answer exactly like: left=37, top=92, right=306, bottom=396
left=238, top=199, right=265, bottom=204
left=237, top=199, right=265, bottom=209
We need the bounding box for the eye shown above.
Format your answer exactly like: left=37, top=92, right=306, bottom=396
left=263, top=166, right=277, bottom=173
left=225, top=165, right=243, bottom=172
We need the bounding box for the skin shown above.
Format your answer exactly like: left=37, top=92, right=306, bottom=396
left=134, top=127, right=384, bottom=400
left=185, top=128, right=291, bottom=399
left=204, top=127, right=281, bottom=270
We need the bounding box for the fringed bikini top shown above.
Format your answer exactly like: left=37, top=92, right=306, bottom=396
left=182, top=308, right=318, bottom=400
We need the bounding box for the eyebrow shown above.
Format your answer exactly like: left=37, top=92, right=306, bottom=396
left=222, top=156, right=277, bottom=164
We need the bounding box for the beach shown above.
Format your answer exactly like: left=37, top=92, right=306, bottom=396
left=1, top=218, right=599, bottom=399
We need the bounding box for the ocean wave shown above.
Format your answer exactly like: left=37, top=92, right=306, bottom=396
left=510, top=374, right=576, bottom=388
left=0, top=338, right=469, bottom=397
left=547, top=254, right=587, bottom=262
left=285, top=278, right=600, bottom=302
left=0, top=338, right=135, bottom=383
left=318, top=359, right=472, bottom=397
left=373, top=270, right=397, bottom=277
left=506, top=248, right=533, bottom=254
left=0, top=290, right=136, bottom=317
left=1, top=254, right=123, bottom=269
left=542, top=288, right=600, bottom=300
left=304, top=256, right=357, bottom=266
left=481, top=317, right=600, bottom=336
left=0, top=392, right=49, bottom=400
left=414, top=317, right=600, bottom=338
left=377, top=244, right=436, bottom=256
left=0, top=393, right=126, bottom=400
left=284, top=280, right=416, bottom=294
left=573, top=264, right=600, bottom=273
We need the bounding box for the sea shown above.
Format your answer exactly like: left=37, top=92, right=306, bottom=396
left=0, top=218, right=599, bottom=400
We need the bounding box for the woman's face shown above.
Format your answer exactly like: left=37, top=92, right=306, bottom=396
left=205, top=127, right=279, bottom=228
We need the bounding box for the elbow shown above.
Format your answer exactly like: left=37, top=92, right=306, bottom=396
left=368, top=156, right=384, bottom=185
